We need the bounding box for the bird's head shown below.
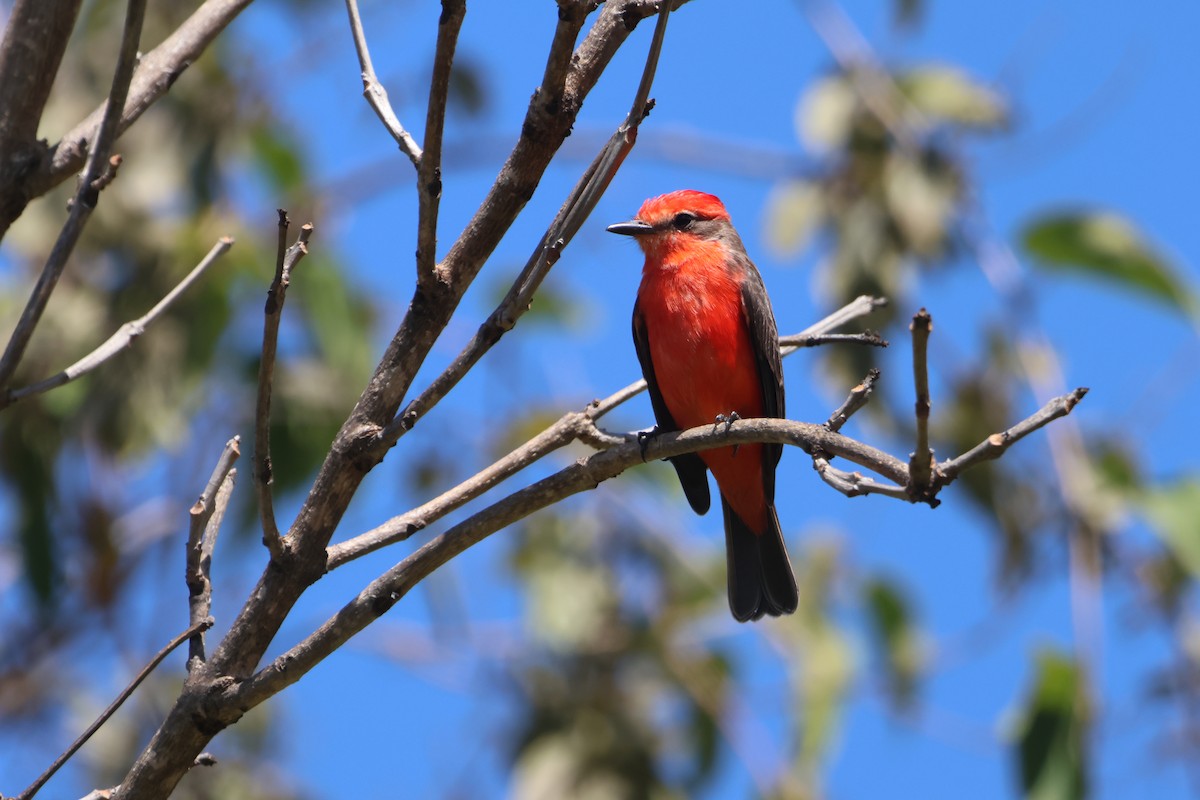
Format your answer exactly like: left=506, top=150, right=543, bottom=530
left=606, top=190, right=735, bottom=259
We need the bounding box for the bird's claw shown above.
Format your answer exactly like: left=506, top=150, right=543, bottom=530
left=714, top=411, right=741, bottom=432
left=637, top=428, right=658, bottom=462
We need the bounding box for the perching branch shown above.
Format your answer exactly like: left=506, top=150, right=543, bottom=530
left=329, top=293, right=885, bottom=569
left=187, top=436, right=241, bottom=669
left=255, top=213, right=312, bottom=559
left=381, top=1, right=672, bottom=448
left=0, top=0, right=148, bottom=390
left=240, top=379, right=1087, bottom=710
left=14, top=618, right=212, bottom=800
left=3, top=237, right=234, bottom=407
left=344, top=0, right=423, bottom=167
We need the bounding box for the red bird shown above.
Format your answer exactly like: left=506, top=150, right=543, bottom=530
left=608, top=190, right=798, bottom=622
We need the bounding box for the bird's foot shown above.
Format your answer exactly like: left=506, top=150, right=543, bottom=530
left=714, top=411, right=741, bottom=432
left=636, top=427, right=660, bottom=462
left=715, top=412, right=741, bottom=456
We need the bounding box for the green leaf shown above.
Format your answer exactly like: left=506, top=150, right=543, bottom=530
left=1139, top=477, right=1200, bottom=579
left=1013, top=650, right=1089, bottom=800
left=863, top=576, right=923, bottom=709
left=1023, top=211, right=1197, bottom=318
left=898, top=64, right=1007, bottom=129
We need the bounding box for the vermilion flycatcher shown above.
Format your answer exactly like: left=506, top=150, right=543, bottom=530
left=608, top=190, right=798, bottom=622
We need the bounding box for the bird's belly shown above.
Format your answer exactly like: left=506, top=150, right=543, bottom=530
left=642, top=276, right=769, bottom=532
left=645, top=284, right=763, bottom=429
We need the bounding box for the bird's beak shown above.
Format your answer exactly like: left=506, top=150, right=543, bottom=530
left=606, top=220, right=655, bottom=237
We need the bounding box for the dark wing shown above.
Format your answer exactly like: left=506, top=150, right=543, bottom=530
left=633, top=301, right=711, bottom=515
left=738, top=258, right=786, bottom=503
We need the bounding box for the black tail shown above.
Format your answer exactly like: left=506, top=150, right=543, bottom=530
left=723, top=500, right=798, bottom=622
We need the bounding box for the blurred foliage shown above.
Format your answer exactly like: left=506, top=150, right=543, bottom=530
left=1024, top=211, right=1198, bottom=319
left=1013, top=651, right=1089, bottom=800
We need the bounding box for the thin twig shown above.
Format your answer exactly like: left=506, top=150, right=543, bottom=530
left=415, top=0, right=466, bottom=284
left=15, top=618, right=212, bottom=800
left=908, top=308, right=933, bottom=499
left=0, top=0, right=148, bottom=390
left=4, top=237, right=234, bottom=406
left=381, top=2, right=671, bottom=447
left=256, top=214, right=312, bottom=560
left=343, top=0, right=422, bottom=167
left=935, top=388, right=1090, bottom=484
left=187, top=435, right=240, bottom=668
left=779, top=294, right=889, bottom=356
left=813, top=457, right=910, bottom=500
left=784, top=331, right=888, bottom=349
left=825, top=367, right=880, bottom=433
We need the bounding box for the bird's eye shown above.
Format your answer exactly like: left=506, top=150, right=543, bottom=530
left=671, top=212, right=697, bottom=231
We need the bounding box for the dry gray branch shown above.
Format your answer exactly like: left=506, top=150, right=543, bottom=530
left=344, top=0, right=422, bottom=167
left=187, top=436, right=241, bottom=668
left=3, top=237, right=234, bottom=406
left=255, top=213, right=312, bottom=560
left=15, top=618, right=212, bottom=800
left=414, top=0, right=466, bottom=284
left=31, top=0, right=256, bottom=203
left=908, top=308, right=934, bottom=499
left=825, top=367, right=880, bottom=433
left=0, top=0, right=85, bottom=238
left=0, top=0, right=148, bottom=389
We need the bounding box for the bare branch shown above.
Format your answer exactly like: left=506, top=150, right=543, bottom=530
left=0, top=0, right=85, bottom=238
left=908, top=308, right=933, bottom=498
left=14, top=618, right=212, bottom=800
left=241, top=417, right=904, bottom=707
left=274, top=381, right=1087, bottom=707
left=813, top=457, right=911, bottom=500
left=0, top=0, right=148, bottom=390
left=4, top=237, right=234, bottom=406
left=256, top=214, right=312, bottom=560
left=415, top=0, right=466, bottom=283
left=33, top=0, right=256, bottom=201
left=382, top=2, right=671, bottom=447
left=329, top=405, right=600, bottom=569
left=936, top=387, right=1090, bottom=484
left=187, top=436, right=241, bottom=668
left=825, top=367, right=880, bottom=433
left=344, top=0, right=422, bottom=167
left=785, top=330, right=888, bottom=349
